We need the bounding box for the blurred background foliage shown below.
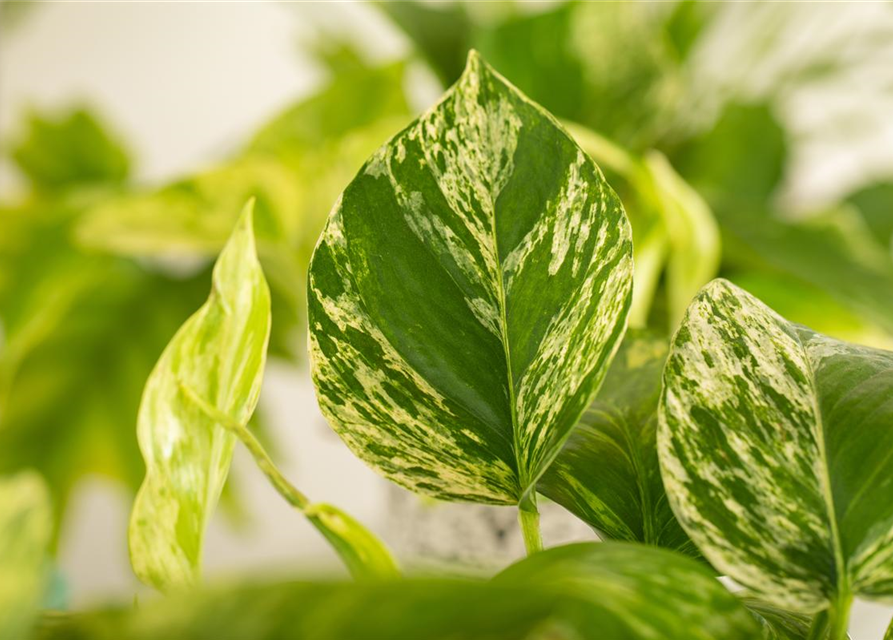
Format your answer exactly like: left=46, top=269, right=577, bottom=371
left=1, top=0, right=892, bottom=556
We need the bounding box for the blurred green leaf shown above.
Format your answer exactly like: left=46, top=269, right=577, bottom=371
left=720, top=206, right=893, bottom=337
left=670, top=102, right=788, bottom=218
left=76, top=62, right=413, bottom=360
left=538, top=334, right=698, bottom=557
left=0, top=195, right=211, bottom=539
left=742, top=599, right=813, bottom=640
left=10, top=108, right=130, bottom=194
left=470, top=3, right=689, bottom=151
left=375, top=2, right=470, bottom=86
left=728, top=271, right=893, bottom=350
left=846, top=182, right=893, bottom=251
left=0, top=471, right=52, bottom=640
left=129, top=203, right=270, bottom=591
left=303, top=503, right=400, bottom=581
left=494, top=542, right=759, bottom=639
left=39, top=543, right=760, bottom=640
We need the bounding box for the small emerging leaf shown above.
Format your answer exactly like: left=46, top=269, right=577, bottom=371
left=129, top=202, right=271, bottom=591
left=660, top=279, right=893, bottom=614
left=304, top=504, right=399, bottom=580
left=0, top=471, right=52, bottom=640
left=308, top=50, right=632, bottom=506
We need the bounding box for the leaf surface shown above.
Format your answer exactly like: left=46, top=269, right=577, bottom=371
left=129, top=203, right=271, bottom=591
left=538, top=334, right=697, bottom=555
left=494, top=542, right=758, bottom=640
left=660, top=278, right=893, bottom=613
left=308, top=51, right=633, bottom=504
left=39, top=543, right=759, bottom=640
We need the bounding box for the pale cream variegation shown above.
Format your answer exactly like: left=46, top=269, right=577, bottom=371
left=308, top=51, right=632, bottom=515
left=660, top=278, right=893, bottom=638
left=129, top=202, right=271, bottom=591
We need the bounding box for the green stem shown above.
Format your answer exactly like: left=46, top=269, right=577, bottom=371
left=828, top=590, right=853, bottom=640
left=518, top=492, right=543, bottom=555
left=806, top=610, right=829, bottom=640
left=177, top=382, right=310, bottom=510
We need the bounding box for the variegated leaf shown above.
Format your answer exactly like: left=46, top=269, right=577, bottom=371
left=308, top=51, right=632, bottom=506
left=742, top=599, right=812, bottom=640
left=659, top=279, right=893, bottom=621
left=129, top=202, right=271, bottom=591
left=539, top=333, right=698, bottom=556
left=0, top=472, right=52, bottom=640
left=495, top=542, right=759, bottom=640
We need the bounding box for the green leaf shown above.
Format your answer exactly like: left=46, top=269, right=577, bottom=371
left=303, top=503, right=399, bottom=580
left=10, top=108, right=130, bottom=193
left=0, top=472, right=52, bottom=640
left=538, top=334, right=697, bottom=556
left=720, top=207, right=893, bottom=336
left=659, top=279, right=893, bottom=619
left=494, top=542, right=759, bottom=640
left=308, top=51, right=632, bottom=505
left=129, top=202, right=271, bottom=591
left=38, top=543, right=760, bottom=640
left=885, top=614, right=893, bottom=640
left=741, top=599, right=812, bottom=640
left=0, top=198, right=212, bottom=540
left=846, top=182, right=893, bottom=251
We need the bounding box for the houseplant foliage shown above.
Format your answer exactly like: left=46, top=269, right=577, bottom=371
left=128, top=202, right=396, bottom=592
left=3, top=7, right=893, bottom=637
left=307, top=50, right=632, bottom=551
left=660, top=279, right=893, bottom=639
left=40, top=544, right=760, bottom=640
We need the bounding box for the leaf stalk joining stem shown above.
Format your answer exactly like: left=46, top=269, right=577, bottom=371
left=518, top=492, right=543, bottom=555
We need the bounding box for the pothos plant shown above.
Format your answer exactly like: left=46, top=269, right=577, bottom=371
left=17, top=51, right=893, bottom=640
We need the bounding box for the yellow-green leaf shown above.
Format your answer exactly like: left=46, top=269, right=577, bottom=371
left=0, top=471, right=52, bottom=640
left=128, top=202, right=271, bottom=591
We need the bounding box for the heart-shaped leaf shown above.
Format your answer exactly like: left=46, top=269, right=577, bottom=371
left=38, top=543, right=760, bottom=640
left=129, top=202, right=272, bottom=591
left=659, top=279, right=893, bottom=629
left=308, top=51, right=632, bottom=508
left=0, top=472, right=52, bottom=640
left=538, top=333, right=697, bottom=556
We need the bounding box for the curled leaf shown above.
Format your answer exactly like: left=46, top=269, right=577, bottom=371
left=129, top=202, right=271, bottom=591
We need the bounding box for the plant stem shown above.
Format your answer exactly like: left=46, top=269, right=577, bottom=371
left=518, top=492, right=543, bottom=555
left=228, top=420, right=310, bottom=511
left=178, top=381, right=310, bottom=510
left=828, top=590, right=853, bottom=640
left=806, top=610, right=829, bottom=640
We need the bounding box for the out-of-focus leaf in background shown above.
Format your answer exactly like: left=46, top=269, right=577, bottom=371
left=0, top=471, right=52, bottom=640
left=76, top=60, right=413, bottom=359
left=10, top=109, right=130, bottom=195
left=0, top=110, right=212, bottom=540
left=38, top=543, right=760, bottom=640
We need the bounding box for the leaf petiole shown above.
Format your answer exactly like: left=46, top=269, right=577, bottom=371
left=518, top=492, right=543, bottom=556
